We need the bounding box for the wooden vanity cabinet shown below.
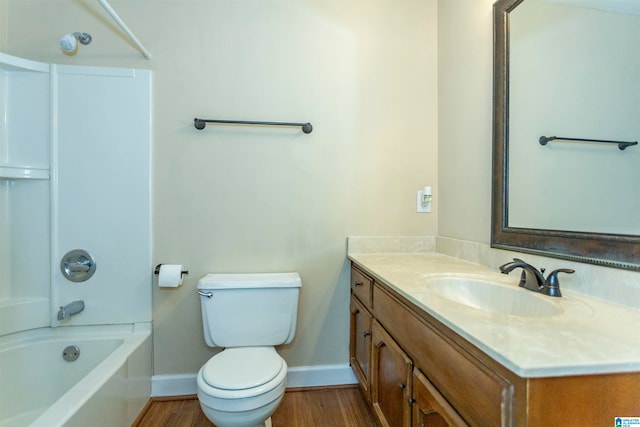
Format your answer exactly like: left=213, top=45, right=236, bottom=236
left=373, top=283, right=520, bottom=426
left=350, top=264, right=518, bottom=426
left=349, top=266, right=374, bottom=400
left=349, top=263, right=640, bottom=426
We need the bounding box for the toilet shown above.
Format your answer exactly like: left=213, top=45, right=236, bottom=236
left=196, top=272, right=302, bottom=427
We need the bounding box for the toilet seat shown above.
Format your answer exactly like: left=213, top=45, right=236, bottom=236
left=203, top=347, right=284, bottom=390
left=198, top=347, right=287, bottom=401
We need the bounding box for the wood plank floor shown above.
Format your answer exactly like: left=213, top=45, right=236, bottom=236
left=134, top=385, right=377, bottom=427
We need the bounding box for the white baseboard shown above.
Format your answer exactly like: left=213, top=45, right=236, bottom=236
left=286, top=364, right=357, bottom=388
left=152, top=373, right=198, bottom=397
left=152, top=364, right=357, bottom=397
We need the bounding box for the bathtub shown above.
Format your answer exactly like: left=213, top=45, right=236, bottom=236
left=0, top=323, right=151, bottom=427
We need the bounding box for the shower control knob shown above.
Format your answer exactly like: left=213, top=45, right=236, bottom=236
left=60, top=249, right=96, bottom=282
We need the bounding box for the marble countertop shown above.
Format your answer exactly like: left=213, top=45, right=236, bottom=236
left=348, top=251, right=640, bottom=378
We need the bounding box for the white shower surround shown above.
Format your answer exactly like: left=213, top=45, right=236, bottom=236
left=0, top=52, right=153, bottom=424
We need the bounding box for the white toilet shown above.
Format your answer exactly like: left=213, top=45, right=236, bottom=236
left=196, top=272, right=301, bottom=427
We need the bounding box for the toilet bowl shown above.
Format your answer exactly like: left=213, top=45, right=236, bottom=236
left=197, top=347, right=287, bottom=427
left=197, top=347, right=287, bottom=426
left=195, top=273, right=301, bottom=427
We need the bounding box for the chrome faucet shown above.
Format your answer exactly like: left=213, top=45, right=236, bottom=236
left=57, top=300, right=85, bottom=321
left=499, top=258, right=574, bottom=297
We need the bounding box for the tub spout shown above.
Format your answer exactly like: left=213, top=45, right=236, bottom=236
left=58, top=300, right=85, bottom=321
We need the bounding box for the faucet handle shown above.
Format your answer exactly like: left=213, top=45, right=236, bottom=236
left=547, top=268, right=575, bottom=280
left=544, top=268, right=575, bottom=297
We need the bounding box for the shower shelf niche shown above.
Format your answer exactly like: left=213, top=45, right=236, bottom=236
left=0, top=52, right=50, bottom=179
left=1, top=52, right=52, bottom=337
left=0, top=297, right=50, bottom=336
left=0, top=164, right=49, bottom=180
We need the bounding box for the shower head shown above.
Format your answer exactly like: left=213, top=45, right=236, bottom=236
left=59, top=32, right=92, bottom=53
left=59, top=34, right=77, bottom=52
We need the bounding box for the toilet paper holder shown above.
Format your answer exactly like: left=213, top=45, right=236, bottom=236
left=154, top=264, right=189, bottom=277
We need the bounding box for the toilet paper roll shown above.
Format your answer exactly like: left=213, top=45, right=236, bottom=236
left=158, top=264, right=184, bottom=288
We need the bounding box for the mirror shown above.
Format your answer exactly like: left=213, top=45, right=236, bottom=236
left=492, top=0, right=640, bottom=270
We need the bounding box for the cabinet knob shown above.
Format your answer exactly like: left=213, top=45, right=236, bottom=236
left=408, top=398, right=416, bottom=405
left=363, top=331, right=371, bottom=338
left=354, top=281, right=364, bottom=287
left=398, top=382, right=406, bottom=390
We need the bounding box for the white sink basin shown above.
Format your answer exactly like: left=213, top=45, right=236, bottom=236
left=423, top=276, right=563, bottom=317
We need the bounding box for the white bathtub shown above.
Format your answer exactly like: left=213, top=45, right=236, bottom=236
left=0, top=323, right=151, bottom=427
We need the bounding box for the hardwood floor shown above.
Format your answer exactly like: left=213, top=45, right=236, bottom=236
left=134, top=385, right=377, bottom=427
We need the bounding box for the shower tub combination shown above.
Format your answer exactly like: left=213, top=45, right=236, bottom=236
left=0, top=323, right=151, bottom=427
left=1, top=15, right=153, bottom=425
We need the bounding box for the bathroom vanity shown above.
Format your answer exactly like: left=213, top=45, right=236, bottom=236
left=349, top=253, right=640, bottom=426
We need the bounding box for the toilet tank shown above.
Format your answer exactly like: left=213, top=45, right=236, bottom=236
left=197, top=272, right=301, bottom=348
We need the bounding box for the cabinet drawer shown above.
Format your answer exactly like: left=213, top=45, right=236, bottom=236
left=351, top=266, right=373, bottom=308
left=374, top=284, right=515, bottom=427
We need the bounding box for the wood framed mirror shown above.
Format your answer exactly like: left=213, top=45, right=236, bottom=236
left=491, top=0, right=640, bottom=270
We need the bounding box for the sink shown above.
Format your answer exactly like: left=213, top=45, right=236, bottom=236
left=423, top=276, right=563, bottom=317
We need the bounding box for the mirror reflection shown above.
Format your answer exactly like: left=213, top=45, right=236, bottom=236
left=507, top=0, right=640, bottom=235
left=492, top=0, right=640, bottom=269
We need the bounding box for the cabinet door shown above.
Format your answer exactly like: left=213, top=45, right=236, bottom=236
left=350, top=296, right=373, bottom=399
left=412, top=368, right=468, bottom=427
left=371, top=320, right=412, bottom=427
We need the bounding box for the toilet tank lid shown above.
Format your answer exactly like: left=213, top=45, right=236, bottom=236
left=197, top=272, right=301, bottom=289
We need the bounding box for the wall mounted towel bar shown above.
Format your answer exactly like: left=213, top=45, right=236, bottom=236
left=194, top=118, right=313, bottom=134
left=539, top=135, right=637, bottom=151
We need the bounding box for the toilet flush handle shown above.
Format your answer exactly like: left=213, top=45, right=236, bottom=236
left=198, top=290, right=213, bottom=298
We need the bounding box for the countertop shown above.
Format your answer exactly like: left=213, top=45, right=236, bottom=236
left=348, top=251, right=640, bottom=378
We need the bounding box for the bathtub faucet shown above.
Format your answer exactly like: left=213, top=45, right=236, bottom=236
left=57, top=300, right=85, bottom=321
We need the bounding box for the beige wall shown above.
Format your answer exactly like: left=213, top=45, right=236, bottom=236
left=5, top=0, right=438, bottom=374
left=437, top=0, right=494, bottom=244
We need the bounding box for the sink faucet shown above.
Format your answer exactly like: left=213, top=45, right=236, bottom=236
left=57, top=300, right=85, bottom=321
left=499, top=258, right=574, bottom=297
